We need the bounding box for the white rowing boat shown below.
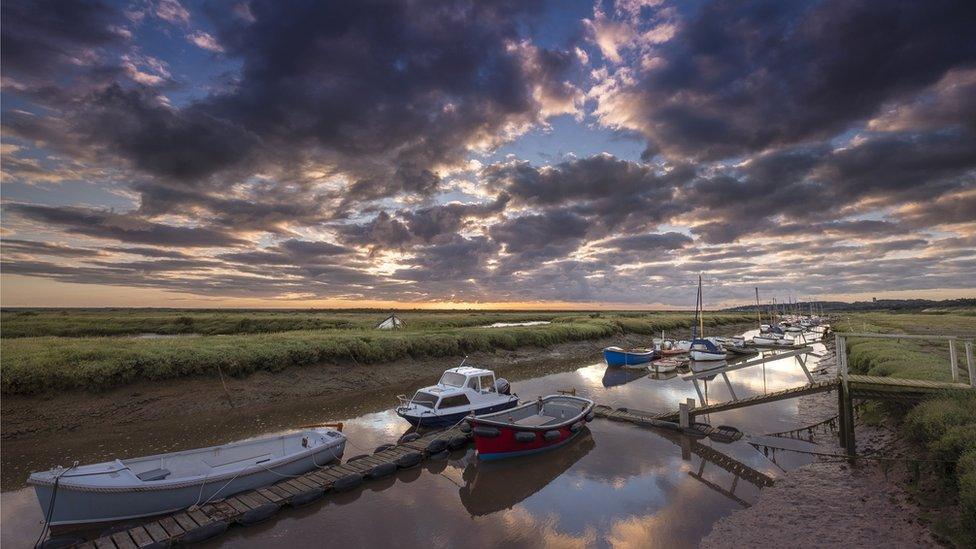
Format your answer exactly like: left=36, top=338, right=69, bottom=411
left=28, top=428, right=346, bottom=526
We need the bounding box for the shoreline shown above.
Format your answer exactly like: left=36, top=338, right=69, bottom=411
left=701, top=340, right=942, bottom=547
left=2, top=330, right=680, bottom=489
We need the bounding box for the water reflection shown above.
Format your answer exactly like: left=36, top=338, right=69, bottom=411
left=601, top=367, right=649, bottom=388
left=458, top=430, right=596, bottom=516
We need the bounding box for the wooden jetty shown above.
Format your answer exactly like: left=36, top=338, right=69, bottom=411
left=69, top=426, right=465, bottom=549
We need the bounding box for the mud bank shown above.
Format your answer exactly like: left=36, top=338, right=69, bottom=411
left=702, top=341, right=941, bottom=548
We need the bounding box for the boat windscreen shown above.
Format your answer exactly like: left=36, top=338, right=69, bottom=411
left=412, top=391, right=438, bottom=408
left=439, top=371, right=466, bottom=387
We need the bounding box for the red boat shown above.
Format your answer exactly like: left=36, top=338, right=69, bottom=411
left=466, top=395, right=595, bottom=460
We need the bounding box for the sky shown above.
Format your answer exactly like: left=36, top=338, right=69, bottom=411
left=1, top=0, right=974, bottom=309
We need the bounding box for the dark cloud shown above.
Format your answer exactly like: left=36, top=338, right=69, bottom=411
left=5, top=204, right=246, bottom=247
left=0, top=0, right=124, bottom=80
left=598, top=231, right=692, bottom=251
left=597, top=0, right=976, bottom=160
left=1, top=239, right=103, bottom=258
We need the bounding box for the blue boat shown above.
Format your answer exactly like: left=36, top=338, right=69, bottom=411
left=603, top=346, right=657, bottom=367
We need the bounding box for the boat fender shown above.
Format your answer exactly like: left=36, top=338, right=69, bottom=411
left=459, top=421, right=472, bottom=433
left=429, top=449, right=450, bottom=460
left=374, top=443, right=396, bottom=454
left=543, top=430, right=562, bottom=441
left=425, top=438, right=449, bottom=455
left=514, top=431, right=536, bottom=443
left=332, top=473, right=364, bottom=492
left=472, top=426, right=500, bottom=438
left=237, top=503, right=279, bottom=525
left=367, top=462, right=398, bottom=479
left=289, top=488, right=326, bottom=507
left=346, top=454, right=370, bottom=463
left=399, top=433, right=421, bottom=443
left=179, top=519, right=229, bottom=543
left=570, top=421, right=584, bottom=433
left=585, top=411, right=595, bottom=422
left=396, top=451, right=423, bottom=469
left=39, top=536, right=87, bottom=549
left=448, top=434, right=469, bottom=450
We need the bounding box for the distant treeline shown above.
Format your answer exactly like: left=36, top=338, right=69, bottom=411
left=723, top=297, right=976, bottom=313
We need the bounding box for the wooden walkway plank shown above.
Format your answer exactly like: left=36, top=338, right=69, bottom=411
left=224, top=497, right=252, bottom=514
left=93, top=538, right=116, bottom=549
left=257, top=487, right=286, bottom=503
left=173, top=512, right=199, bottom=532
left=234, top=493, right=263, bottom=510
left=158, top=516, right=186, bottom=537
left=110, top=532, right=137, bottom=549
left=143, top=522, right=169, bottom=543
left=126, top=526, right=154, bottom=548
left=188, top=508, right=213, bottom=526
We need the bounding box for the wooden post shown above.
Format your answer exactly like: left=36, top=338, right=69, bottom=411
left=679, top=402, right=690, bottom=429
left=949, top=340, right=959, bottom=383
left=797, top=354, right=815, bottom=384
left=835, top=335, right=847, bottom=379
left=836, top=381, right=847, bottom=445
left=966, top=342, right=975, bottom=388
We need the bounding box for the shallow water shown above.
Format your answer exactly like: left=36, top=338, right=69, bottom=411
left=482, top=321, right=552, bottom=328
left=2, top=330, right=828, bottom=548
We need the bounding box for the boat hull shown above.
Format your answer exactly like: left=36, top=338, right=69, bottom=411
left=468, top=395, right=595, bottom=461
left=397, top=399, right=519, bottom=428
left=690, top=350, right=726, bottom=361
left=603, top=347, right=656, bottom=367
left=31, top=441, right=344, bottom=526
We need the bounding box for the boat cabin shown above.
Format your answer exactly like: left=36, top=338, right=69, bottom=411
left=411, top=367, right=501, bottom=410
left=396, top=366, right=517, bottom=427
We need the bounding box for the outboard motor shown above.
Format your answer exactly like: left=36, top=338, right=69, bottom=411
left=494, top=378, right=511, bottom=395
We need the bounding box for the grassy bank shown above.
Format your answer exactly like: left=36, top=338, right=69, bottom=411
left=837, top=313, right=976, bottom=545
left=0, top=309, right=587, bottom=338
left=0, top=311, right=751, bottom=395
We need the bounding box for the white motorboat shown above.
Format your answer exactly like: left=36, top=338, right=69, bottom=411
left=396, top=366, right=518, bottom=427
left=28, top=428, right=346, bottom=526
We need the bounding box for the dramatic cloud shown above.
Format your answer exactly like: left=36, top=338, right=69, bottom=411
left=1, top=0, right=973, bottom=306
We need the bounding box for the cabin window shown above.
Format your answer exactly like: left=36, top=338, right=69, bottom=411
left=466, top=377, right=480, bottom=390
left=437, top=395, right=471, bottom=409
left=411, top=392, right=438, bottom=408
left=439, top=371, right=466, bottom=387
left=478, top=375, right=496, bottom=393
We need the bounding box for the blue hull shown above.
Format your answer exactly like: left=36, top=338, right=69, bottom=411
left=603, top=348, right=655, bottom=367
left=397, top=400, right=519, bottom=428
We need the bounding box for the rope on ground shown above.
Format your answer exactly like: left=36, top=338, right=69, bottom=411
left=748, top=442, right=957, bottom=463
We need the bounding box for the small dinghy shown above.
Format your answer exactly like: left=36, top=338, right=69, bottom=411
left=603, top=346, right=657, bottom=367
left=649, top=357, right=682, bottom=373
left=28, top=428, right=346, bottom=527
left=396, top=365, right=518, bottom=427
left=467, top=395, right=595, bottom=460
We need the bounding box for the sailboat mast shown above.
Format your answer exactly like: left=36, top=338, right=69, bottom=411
left=755, top=287, right=762, bottom=326
left=698, top=275, right=705, bottom=338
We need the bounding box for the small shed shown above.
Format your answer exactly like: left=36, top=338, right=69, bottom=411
left=376, top=313, right=405, bottom=330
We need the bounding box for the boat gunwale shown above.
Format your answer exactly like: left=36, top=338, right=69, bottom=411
left=468, top=395, right=594, bottom=431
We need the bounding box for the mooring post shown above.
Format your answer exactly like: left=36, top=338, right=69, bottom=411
left=949, top=339, right=959, bottom=383
left=836, top=380, right=847, bottom=445
left=679, top=402, right=690, bottom=429
left=843, top=389, right=856, bottom=458
left=966, top=341, right=975, bottom=388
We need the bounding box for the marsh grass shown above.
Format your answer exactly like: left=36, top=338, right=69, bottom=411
left=838, top=313, right=976, bottom=544
left=0, top=311, right=752, bottom=395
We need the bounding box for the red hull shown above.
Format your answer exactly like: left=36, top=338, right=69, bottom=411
left=467, top=395, right=595, bottom=460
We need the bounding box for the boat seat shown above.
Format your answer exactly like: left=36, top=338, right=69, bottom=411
left=136, top=468, right=171, bottom=481
left=515, top=415, right=557, bottom=427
